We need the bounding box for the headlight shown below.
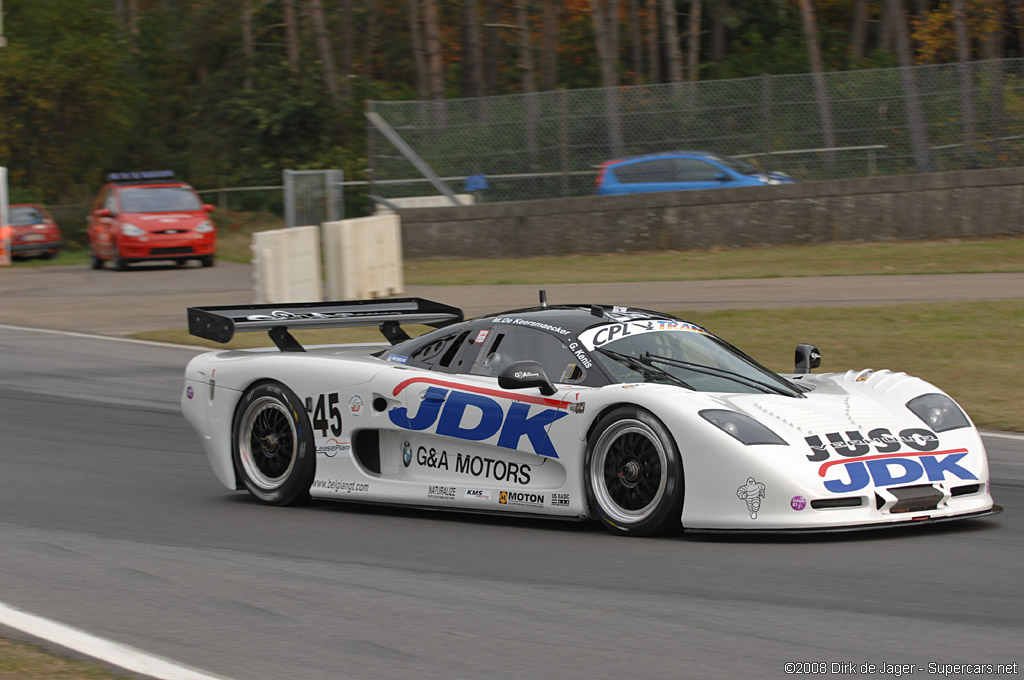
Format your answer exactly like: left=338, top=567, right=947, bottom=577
left=120, top=223, right=145, bottom=236
left=700, top=409, right=787, bottom=446
left=906, top=393, right=970, bottom=432
left=764, top=177, right=781, bottom=185
left=194, top=221, right=215, bottom=233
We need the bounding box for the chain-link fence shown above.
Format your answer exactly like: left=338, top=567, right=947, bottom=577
left=368, top=58, right=1024, bottom=204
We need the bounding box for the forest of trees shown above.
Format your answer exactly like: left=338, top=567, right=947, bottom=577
left=0, top=0, right=1022, bottom=211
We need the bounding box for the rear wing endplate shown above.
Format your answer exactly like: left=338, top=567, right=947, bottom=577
left=187, top=298, right=464, bottom=352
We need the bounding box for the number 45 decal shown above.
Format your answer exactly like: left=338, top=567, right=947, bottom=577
left=312, top=393, right=342, bottom=437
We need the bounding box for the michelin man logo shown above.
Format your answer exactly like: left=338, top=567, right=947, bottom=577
left=737, top=477, right=766, bottom=519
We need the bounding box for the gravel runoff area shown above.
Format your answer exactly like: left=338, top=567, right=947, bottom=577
left=2, top=261, right=1024, bottom=336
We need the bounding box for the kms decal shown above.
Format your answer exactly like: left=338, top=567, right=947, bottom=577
left=388, top=379, right=569, bottom=458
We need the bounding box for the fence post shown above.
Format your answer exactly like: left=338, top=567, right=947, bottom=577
left=761, top=74, right=772, bottom=155
left=283, top=169, right=296, bottom=228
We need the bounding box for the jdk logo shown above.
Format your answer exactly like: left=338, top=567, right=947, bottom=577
left=389, top=386, right=567, bottom=458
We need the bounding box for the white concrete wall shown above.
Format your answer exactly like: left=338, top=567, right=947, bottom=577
left=323, top=215, right=403, bottom=300
left=374, top=194, right=474, bottom=214
left=251, top=225, right=323, bottom=303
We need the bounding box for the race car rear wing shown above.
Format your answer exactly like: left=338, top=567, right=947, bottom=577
left=187, top=298, right=464, bottom=352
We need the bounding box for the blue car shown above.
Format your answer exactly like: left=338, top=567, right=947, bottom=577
left=595, top=151, right=794, bottom=195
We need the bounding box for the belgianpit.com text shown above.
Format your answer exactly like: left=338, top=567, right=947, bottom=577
left=784, top=661, right=1018, bottom=676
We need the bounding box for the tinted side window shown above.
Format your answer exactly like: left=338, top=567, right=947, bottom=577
left=674, top=159, right=721, bottom=182
left=471, top=328, right=586, bottom=384
left=614, top=159, right=677, bottom=184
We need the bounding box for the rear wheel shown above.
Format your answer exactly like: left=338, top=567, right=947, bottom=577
left=584, top=407, right=684, bottom=536
left=231, top=381, right=315, bottom=505
left=200, top=256, right=215, bottom=268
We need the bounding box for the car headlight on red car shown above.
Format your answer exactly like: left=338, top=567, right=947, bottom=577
left=120, top=223, right=145, bottom=236
left=194, top=221, right=215, bottom=233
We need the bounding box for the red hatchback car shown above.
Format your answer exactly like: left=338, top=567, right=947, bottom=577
left=8, top=204, right=63, bottom=260
left=88, top=171, right=216, bottom=270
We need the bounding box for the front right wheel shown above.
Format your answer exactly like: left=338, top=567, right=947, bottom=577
left=584, top=407, right=684, bottom=536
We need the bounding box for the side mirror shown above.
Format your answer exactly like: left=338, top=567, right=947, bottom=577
left=794, top=344, right=821, bottom=374
left=203, top=203, right=216, bottom=213
left=715, top=172, right=730, bottom=181
left=498, top=361, right=557, bottom=396
left=97, top=208, right=113, bottom=218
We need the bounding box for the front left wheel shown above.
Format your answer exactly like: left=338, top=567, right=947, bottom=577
left=584, top=407, right=684, bottom=536
left=232, top=381, right=316, bottom=505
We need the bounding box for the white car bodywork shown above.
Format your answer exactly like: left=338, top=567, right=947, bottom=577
left=181, top=299, right=998, bottom=534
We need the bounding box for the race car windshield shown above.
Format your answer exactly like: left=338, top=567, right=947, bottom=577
left=591, top=329, right=801, bottom=396
left=119, top=187, right=202, bottom=213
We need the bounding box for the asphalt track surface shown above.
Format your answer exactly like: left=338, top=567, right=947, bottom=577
left=0, top=263, right=1022, bottom=679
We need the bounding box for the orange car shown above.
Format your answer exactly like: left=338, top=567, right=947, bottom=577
left=8, top=204, right=63, bottom=260
left=87, top=171, right=216, bottom=270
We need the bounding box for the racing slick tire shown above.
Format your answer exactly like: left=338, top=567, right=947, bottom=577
left=584, top=407, right=684, bottom=536
left=201, top=256, right=215, bottom=268
left=231, top=381, right=316, bottom=506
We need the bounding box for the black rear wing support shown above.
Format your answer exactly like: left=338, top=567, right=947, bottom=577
left=187, top=298, right=464, bottom=352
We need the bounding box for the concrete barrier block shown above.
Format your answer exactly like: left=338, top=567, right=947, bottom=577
left=251, top=225, right=322, bottom=303
left=323, top=215, right=403, bottom=300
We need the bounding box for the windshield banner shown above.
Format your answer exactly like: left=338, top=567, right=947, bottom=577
left=578, top=319, right=708, bottom=351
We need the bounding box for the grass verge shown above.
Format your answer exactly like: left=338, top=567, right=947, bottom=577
left=403, top=237, right=1024, bottom=285
left=7, top=236, right=1023, bottom=284
left=0, top=638, right=127, bottom=679
left=134, top=299, right=1023, bottom=431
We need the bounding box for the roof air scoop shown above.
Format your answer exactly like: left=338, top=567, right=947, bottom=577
left=539, top=290, right=548, bottom=308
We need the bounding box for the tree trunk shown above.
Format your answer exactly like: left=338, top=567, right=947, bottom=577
left=484, top=0, right=501, bottom=95
left=661, top=0, right=684, bottom=84
left=797, top=0, right=837, bottom=166
left=850, top=0, right=869, bottom=64
left=711, top=0, right=726, bottom=64
left=1012, top=0, right=1024, bottom=57
left=423, top=0, right=444, bottom=101
left=308, top=0, right=340, bottom=107
left=592, top=0, right=623, bottom=155
left=687, top=0, right=701, bottom=82
left=629, top=0, right=644, bottom=81
left=888, top=0, right=932, bottom=172
left=341, top=0, right=353, bottom=99
left=242, top=0, right=254, bottom=89
left=364, top=2, right=379, bottom=79
left=541, top=0, right=559, bottom=90
left=952, top=0, right=975, bottom=161
left=409, top=0, right=428, bottom=100
left=517, top=0, right=538, bottom=170
left=982, top=2, right=1005, bottom=161
left=647, top=0, right=661, bottom=82
left=283, top=0, right=300, bottom=74
left=463, top=0, right=485, bottom=98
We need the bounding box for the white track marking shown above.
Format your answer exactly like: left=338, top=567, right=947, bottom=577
left=0, top=323, right=203, bottom=351
left=0, top=601, right=235, bottom=680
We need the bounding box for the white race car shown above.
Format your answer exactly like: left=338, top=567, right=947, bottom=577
left=181, top=296, right=1001, bottom=536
